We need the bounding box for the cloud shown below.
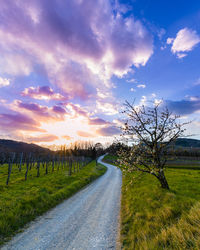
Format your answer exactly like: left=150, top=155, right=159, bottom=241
left=0, top=53, right=33, bottom=76
left=126, top=78, right=137, bottom=83
left=27, top=134, right=59, bottom=143
left=139, top=95, right=147, bottom=105
left=0, top=77, right=10, bottom=87
left=176, top=53, right=187, bottom=59
left=16, top=101, right=66, bottom=121
left=62, top=135, right=72, bottom=140
left=158, top=28, right=166, bottom=40
left=21, top=86, right=67, bottom=101
left=96, top=125, right=120, bottom=136
left=0, top=0, right=153, bottom=100
left=96, top=100, right=119, bottom=115
left=77, top=130, right=95, bottom=138
left=0, top=0, right=155, bottom=144
left=106, top=13, right=153, bottom=74
left=130, top=88, right=136, bottom=92
left=52, top=105, right=66, bottom=114
left=166, top=38, right=174, bottom=45
left=88, top=117, right=110, bottom=125
left=18, top=102, right=49, bottom=114
left=66, top=103, right=89, bottom=117
left=137, top=84, right=146, bottom=88
left=0, top=112, right=45, bottom=132
left=17, top=101, right=52, bottom=121
left=165, top=97, right=200, bottom=115
left=168, top=28, right=200, bottom=58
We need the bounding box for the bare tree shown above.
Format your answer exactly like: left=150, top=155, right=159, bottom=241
left=118, top=101, right=189, bottom=189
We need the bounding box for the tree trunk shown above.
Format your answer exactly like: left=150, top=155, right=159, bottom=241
left=157, top=170, right=169, bottom=189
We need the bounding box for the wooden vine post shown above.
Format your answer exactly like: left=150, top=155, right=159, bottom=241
left=6, top=152, right=15, bottom=185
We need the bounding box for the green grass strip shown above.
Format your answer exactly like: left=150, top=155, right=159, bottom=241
left=0, top=161, right=106, bottom=246
left=103, top=154, right=200, bottom=249
left=121, top=167, right=200, bottom=249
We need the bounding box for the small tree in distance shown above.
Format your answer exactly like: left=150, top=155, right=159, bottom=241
left=118, top=101, right=189, bottom=189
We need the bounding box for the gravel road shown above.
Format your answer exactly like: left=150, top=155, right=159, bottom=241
left=2, top=155, right=122, bottom=250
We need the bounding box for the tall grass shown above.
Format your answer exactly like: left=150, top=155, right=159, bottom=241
left=121, top=168, right=200, bottom=249
left=103, top=154, right=200, bottom=249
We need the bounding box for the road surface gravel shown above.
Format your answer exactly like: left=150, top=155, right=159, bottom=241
left=2, top=155, right=122, bottom=250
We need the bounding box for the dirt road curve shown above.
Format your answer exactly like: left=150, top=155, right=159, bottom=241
left=2, top=155, right=122, bottom=250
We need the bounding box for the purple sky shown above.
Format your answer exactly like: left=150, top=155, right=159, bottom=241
left=0, top=0, right=200, bottom=146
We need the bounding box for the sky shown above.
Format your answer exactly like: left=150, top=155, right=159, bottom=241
left=0, top=0, right=200, bottom=147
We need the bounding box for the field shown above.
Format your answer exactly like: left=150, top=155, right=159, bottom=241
left=0, top=160, right=106, bottom=245
left=103, top=155, right=200, bottom=249
left=103, top=154, right=117, bottom=165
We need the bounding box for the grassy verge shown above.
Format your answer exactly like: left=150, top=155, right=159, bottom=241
left=103, top=154, right=200, bottom=249
left=121, top=166, right=200, bottom=249
left=0, top=161, right=106, bottom=246
left=102, top=154, right=117, bottom=165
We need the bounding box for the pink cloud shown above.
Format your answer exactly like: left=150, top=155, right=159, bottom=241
left=16, top=101, right=66, bottom=121
left=62, top=135, right=72, bottom=140
left=21, top=86, right=67, bottom=101
left=52, top=105, right=66, bottom=114
left=17, top=101, right=51, bottom=118
left=27, top=134, right=59, bottom=143
left=88, top=117, right=110, bottom=125
left=0, top=112, right=45, bottom=132
left=96, top=125, right=120, bottom=136
left=0, top=0, right=154, bottom=144
left=0, top=0, right=153, bottom=100
left=77, top=131, right=95, bottom=138
left=66, top=103, right=89, bottom=117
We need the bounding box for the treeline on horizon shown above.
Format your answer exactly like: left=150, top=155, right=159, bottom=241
left=1, top=137, right=200, bottom=165
left=0, top=140, right=105, bottom=165
left=106, top=139, right=200, bottom=159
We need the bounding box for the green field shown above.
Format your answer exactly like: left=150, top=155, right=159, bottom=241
left=103, top=154, right=117, bottom=164
left=104, top=154, right=200, bottom=249
left=0, top=161, right=106, bottom=245
left=121, top=168, right=200, bottom=249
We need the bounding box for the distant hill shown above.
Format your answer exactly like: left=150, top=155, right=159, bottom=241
left=174, top=138, right=200, bottom=148
left=0, top=139, right=51, bottom=154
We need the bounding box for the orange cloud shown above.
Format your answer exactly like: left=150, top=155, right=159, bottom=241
left=77, top=130, right=95, bottom=138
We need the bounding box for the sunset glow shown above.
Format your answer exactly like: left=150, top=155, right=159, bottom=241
left=0, top=0, right=200, bottom=146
